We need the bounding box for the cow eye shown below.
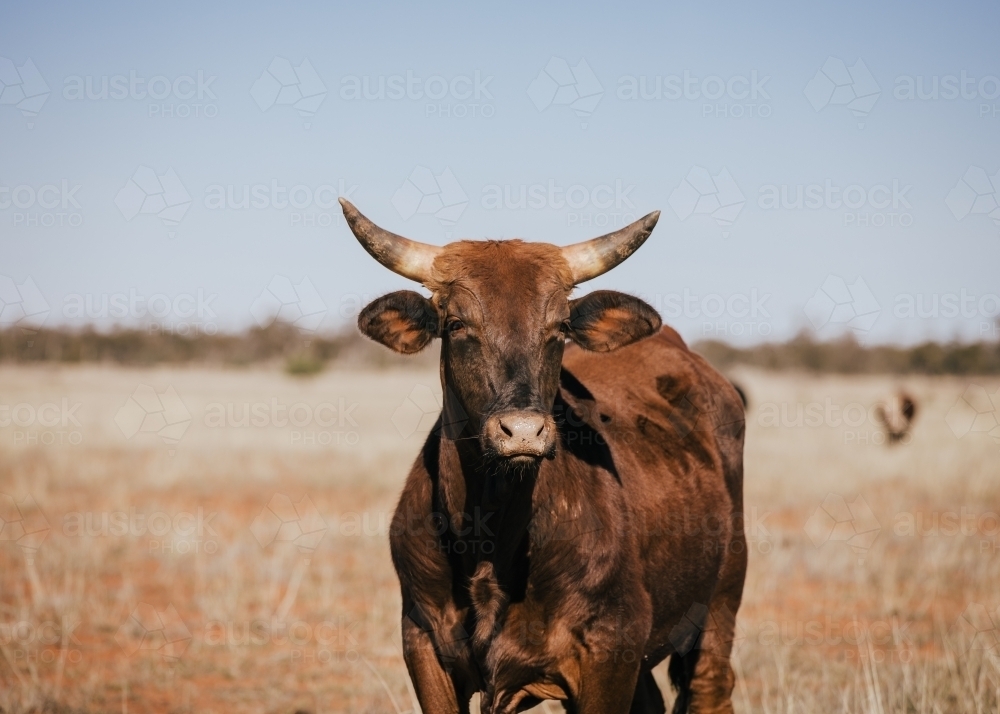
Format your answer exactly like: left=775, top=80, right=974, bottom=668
left=446, top=318, right=465, bottom=334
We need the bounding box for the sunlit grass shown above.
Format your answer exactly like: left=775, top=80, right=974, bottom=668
left=0, top=364, right=997, bottom=712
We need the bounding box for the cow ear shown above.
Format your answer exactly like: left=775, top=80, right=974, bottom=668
left=567, top=290, right=661, bottom=352
left=359, top=291, right=439, bottom=354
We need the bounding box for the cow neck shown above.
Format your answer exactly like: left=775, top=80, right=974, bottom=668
left=437, top=411, right=539, bottom=594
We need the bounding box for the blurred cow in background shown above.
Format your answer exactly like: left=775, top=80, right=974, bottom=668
left=875, top=391, right=918, bottom=444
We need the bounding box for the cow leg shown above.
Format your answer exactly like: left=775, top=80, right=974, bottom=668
left=565, top=655, right=642, bottom=714
left=400, top=615, right=468, bottom=714
left=667, top=646, right=697, bottom=713
left=667, top=623, right=734, bottom=713
left=669, top=552, right=745, bottom=713
left=629, top=670, right=666, bottom=714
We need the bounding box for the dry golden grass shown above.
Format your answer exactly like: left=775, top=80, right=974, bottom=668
left=0, top=363, right=998, bottom=713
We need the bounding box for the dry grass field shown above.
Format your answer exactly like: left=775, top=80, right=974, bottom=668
left=0, top=363, right=998, bottom=713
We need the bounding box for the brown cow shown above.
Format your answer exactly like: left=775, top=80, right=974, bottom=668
left=341, top=199, right=746, bottom=714
left=874, top=391, right=917, bottom=444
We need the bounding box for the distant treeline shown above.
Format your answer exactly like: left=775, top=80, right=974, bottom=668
left=0, top=323, right=434, bottom=373
left=1, top=325, right=998, bottom=375
left=696, top=334, right=1000, bottom=375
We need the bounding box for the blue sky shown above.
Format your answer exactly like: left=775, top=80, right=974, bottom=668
left=2, top=0, right=998, bottom=345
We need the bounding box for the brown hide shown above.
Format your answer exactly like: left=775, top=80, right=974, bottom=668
left=389, top=328, right=746, bottom=714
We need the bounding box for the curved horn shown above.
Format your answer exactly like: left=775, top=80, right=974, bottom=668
left=339, top=198, right=441, bottom=283
left=561, top=210, right=660, bottom=284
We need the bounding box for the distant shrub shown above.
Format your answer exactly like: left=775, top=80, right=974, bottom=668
left=695, top=332, right=1000, bottom=375
left=285, top=352, right=325, bottom=376
left=0, top=322, right=438, bottom=370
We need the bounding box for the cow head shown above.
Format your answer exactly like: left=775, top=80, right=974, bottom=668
left=342, top=199, right=661, bottom=464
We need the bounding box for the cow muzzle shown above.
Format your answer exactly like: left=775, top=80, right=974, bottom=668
left=483, top=411, right=556, bottom=459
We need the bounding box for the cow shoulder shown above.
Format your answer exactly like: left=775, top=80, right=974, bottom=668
left=390, top=430, right=455, bottom=605
left=561, top=326, right=744, bottom=482
left=390, top=429, right=478, bottom=680
left=565, top=325, right=742, bottom=417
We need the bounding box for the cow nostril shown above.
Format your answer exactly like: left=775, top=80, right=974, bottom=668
left=491, top=413, right=551, bottom=455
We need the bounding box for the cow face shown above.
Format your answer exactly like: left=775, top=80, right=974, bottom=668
left=343, top=200, right=661, bottom=462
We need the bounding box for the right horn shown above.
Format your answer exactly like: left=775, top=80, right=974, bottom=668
left=560, top=211, right=660, bottom=284
left=339, top=198, right=442, bottom=284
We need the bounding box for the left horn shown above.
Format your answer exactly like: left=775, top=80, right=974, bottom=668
left=339, top=198, right=441, bottom=283
left=561, top=211, right=660, bottom=284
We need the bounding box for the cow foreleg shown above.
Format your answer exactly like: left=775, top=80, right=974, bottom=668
left=567, top=655, right=642, bottom=714
left=401, top=614, right=467, bottom=714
